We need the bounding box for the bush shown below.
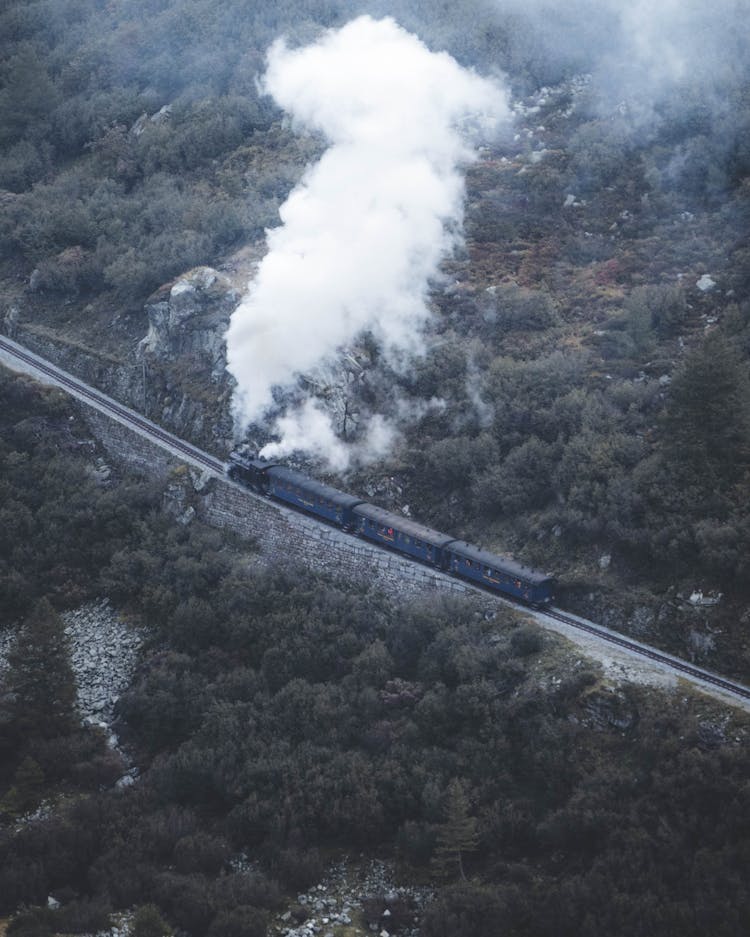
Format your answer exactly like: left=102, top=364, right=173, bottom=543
left=7, top=908, right=56, bottom=937
left=172, top=834, right=230, bottom=876
left=510, top=626, right=544, bottom=657
left=131, top=904, right=173, bottom=937
left=206, top=907, right=267, bottom=937
left=265, top=846, right=323, bottom=891
left=153, top=873, right=214, bottom=936
left=211, top=872, right=284, bottom=912
left=421, top=884, right=508, bottom=937
left=55, top=897, right=112, bottom=935
left=397, top=819, right=436, bottom=866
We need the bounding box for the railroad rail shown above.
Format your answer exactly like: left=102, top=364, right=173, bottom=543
left=539, top=606, right=750, bottom=703
left=2, top=333, right=750, bottom=708
left=0, top=335, right=224, bottom=476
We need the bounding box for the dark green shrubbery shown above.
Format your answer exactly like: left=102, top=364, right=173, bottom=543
left=1, top=369, right=749, bottom=937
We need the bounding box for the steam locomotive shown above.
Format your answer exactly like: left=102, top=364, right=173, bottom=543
left=227, top=451, right=556, bottom=607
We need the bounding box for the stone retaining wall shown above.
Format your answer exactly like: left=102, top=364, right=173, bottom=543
left=200, top=479, right=471, bottom=601
left=82, top=407, right=178, bottom=481
left=79, top=400, right=474, bottom=604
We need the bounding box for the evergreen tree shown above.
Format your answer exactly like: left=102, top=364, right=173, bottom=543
left=6, top=598, right=77, bottom=740
left=0, top=755, right=45, bottom=816
left=431, top=779, right=480, bottom=882
left=131, top=905, right=173, bottom=937
left=664, top=331, right=750, bottom=482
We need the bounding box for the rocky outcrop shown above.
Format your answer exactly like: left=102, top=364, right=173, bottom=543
left=130, top=104, right=172, bottom=138
left=297, top=347, right=373, bottom=438
left=138, top=266, right=239, bottom=383
left=4, top=261, right=241, bottom=450
left=271, top=859, right=432, bottom=937
left=583, top=688, right=639, bottom=732
left=133, top=265, right=240, bottom=446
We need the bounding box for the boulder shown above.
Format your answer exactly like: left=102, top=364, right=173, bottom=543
left=696, top=274, right=717, bottom=292
left=138, top=266, right=239, bottom=382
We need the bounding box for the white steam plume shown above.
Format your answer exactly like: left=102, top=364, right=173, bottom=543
left=488, top=0, right=748, bottom=119
left=260, top=400, right=397, bottom=473
left=225, top=15, right=510, bottom=469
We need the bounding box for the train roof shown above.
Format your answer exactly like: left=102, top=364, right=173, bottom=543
left=266, top=465, right=365, bottom=509
left=228, top=451, right=282, bottom=470
left=352, top=502, right=457, bottom=548
left=446, top=540, right=554, bottom=585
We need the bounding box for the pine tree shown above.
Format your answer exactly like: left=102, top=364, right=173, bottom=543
left=664, top=331, right=750, bottom=482
left=131, top=905, right=173, bottom=937
left=0, top=755, right=45, bottom=816
left=431, top=778, right=479, bottom=882
left=6, top=598, right=77, bottom=739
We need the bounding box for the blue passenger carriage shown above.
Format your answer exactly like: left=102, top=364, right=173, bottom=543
left=226, top=451, right=556, bottom=606
left=351, top=503, right=455, bottom=565
left=266, top=465, right=363, bottom=527
left=445, top=540, right=556, bottom=606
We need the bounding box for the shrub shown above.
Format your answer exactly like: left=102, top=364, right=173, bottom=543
left=7, top=907, right=56, bottom=937
left=206, top=907, right=267, bottom=937
left=265, top=846, right=323, bottom=891
left=131, top=904, right=173, bottom=937
left=55, top=897, right=112, bottom=934
left=173, top=833, right=230, bottom=876
left=510, top=626, right=544, bottom=657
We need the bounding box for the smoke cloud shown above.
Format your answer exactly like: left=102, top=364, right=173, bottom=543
left=225, top=15, right=510, bottom=469
left=486, top=0, right=748, bottom=119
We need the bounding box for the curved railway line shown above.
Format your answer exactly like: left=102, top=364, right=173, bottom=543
left=0, top=335, right=225, bottom=477
left=2, top=333, right=749, bottom=709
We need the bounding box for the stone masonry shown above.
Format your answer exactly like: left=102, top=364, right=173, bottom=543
left=79, top=401, right=474, bottom=604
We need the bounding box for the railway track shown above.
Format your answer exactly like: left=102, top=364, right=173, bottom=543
left=0, top=335, right=224, bottom=476
left=540, top=606, right=750, bottom=703
left=3, top=333, right=750, bottom=708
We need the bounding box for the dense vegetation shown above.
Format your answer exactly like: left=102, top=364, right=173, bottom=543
left=360, top=159, right=750, bottom=676
left=2, top=4, right=750, bottom=930
left=1, top=370, right=750, bottom=937
left=2, top=1, right=748, bottom=652
left=0, top=0, right=553, bottom=310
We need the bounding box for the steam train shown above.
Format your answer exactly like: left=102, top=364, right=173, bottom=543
left=227, top=451, right=556, bottom=607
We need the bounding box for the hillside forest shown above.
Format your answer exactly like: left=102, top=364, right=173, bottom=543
left=1, top=2, right=750, bottom=936
left=1, top=370, right=749, bottom=937
left=1, top=1, right=749, bottom=677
